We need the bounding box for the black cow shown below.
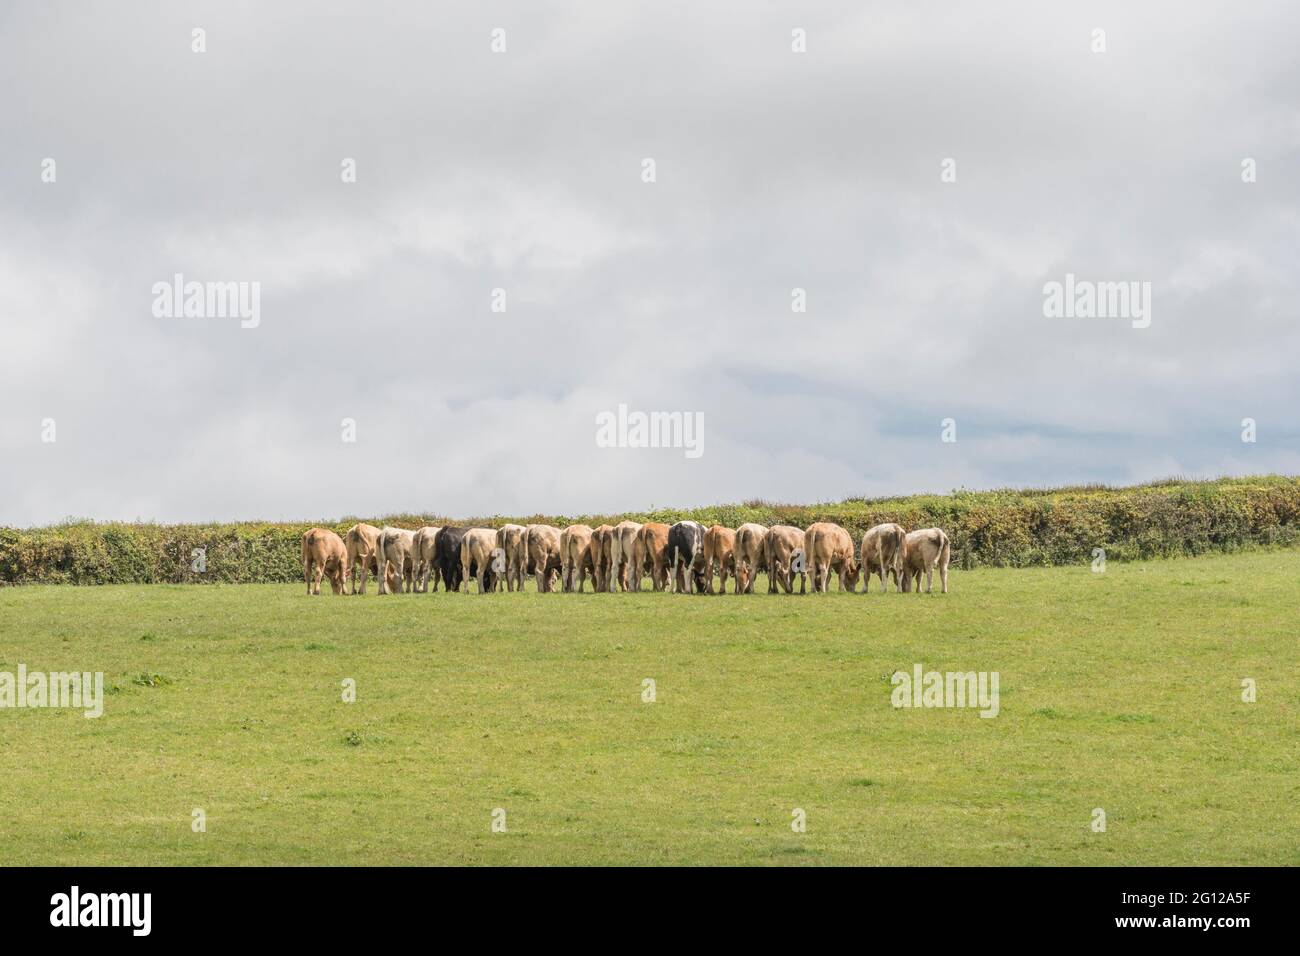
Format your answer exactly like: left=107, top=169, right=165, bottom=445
left=436, top=526, right=468, bottom=592
left=666, top=520, right=707, bottom=593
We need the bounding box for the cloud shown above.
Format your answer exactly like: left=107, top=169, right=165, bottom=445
left=1, top=0, right=1297, bottom=523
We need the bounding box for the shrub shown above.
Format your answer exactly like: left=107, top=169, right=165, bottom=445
left=2, top=476, right=1298, bottom=584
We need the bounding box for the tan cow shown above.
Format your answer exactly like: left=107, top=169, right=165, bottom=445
left=497, top=524, right=528, bottom=592
left=804, top=522, right=860, bottom=593
left=899, top=528, right=951, bottom=594
left=560, top=524, right=595, bottom=592
left=412, top=526, right=442, bottom=593
left=374, top=527, right=417, bottom=594
left=860, top=523, right=906, bottom=593
left=525, top=524, right=563, bottom=593
left=765, top=525, right=807, bottom=594
left=588, top=525, right=615, bottom=593
left=302, top=528, right=348, bottom=595
left=461, top=528, right=500, bottom=594
left=343, top=522, right=381, bottom=594
left=733, top=523, right=768, bottom=594
left=702, top=525, right=737, bottom=594
left=611, top=520, right=644, bottom=591
left=634, top=522, right=671, bottom=591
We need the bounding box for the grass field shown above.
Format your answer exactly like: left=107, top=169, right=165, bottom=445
left=0, top=549, right=1296, bottom=866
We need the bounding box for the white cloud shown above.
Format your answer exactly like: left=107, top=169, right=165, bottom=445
left=1, top=0, right=1297, bottom=524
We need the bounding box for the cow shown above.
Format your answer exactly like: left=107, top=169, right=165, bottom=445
left=733, top=523, right=768, bottom=594
left=559, top=524, right=595, bottom=592
left=375, top=527, right=416, bottom=594
left=702, top=525, right=737, bottom=594
left=436, top=526, right=468, bottom=593
left=343, top=522, right=381, bottom=594
left=611, top=520, right=644, bottom=591
left=302, top=528, right=348, bottom=595
left=461, top=528, right=501, bottom=594
left=899, top=528, right=951, bottom=594
left=412, top=526, right=442, bottom=593
left=634, top=522, right=672, bottom=591
left=588, top=525, right=615, bottom=593
left=525, top=524, right=563, bottom=593
left=804, top=522, right=860, bottom=593
left=497, top=524, right=528, bottom=592
left=667, top=521, right=707, bottom=593
left=860, top=523, right=906, bottom=593
left=765, top=525, right=807, bottom=594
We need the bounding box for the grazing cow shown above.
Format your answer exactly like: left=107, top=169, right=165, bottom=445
left=702, top=525, right=737, bottom=594
left=461, top=528, right=501, bottom=594
left=343, top=522, right=381, bottom=594
left=412, top=526, right=442, bottom=593
left=899, top=528, right=951, bottom=594
left=733, top=523, right=768, bottom=594
left=496, top=524, right=528, bottom=592
left=302, top=528, right=348, bottom=595
left=375, top=527, right=417, bottom=594
left=860, top=523, right=906, bottom=593
left=611, top=520, right=644, bottom=591
left=765, top=525, right=807, bottom=594
left=804, top=522, right=860, bottom=594
left=588, top=525, right=615, bottom=593
left=525, top=524, right=563, bottom=593
left=634, top=522, right=672, bottom=591
left=436, top=526, right=468, bottom=593
left=667, top=521, right=707, bottom=593
left=560, top=524, right=595, bottom=592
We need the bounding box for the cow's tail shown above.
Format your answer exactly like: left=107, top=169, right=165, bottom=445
left=806, top=526, right=819, bottom=592
left=892, top=527, right=906, bottom=576
left=375, top=529, right=388, bottom=593
left=764, top=530, right=776, bottom=591
left=937, top=530, right=950, bottom=571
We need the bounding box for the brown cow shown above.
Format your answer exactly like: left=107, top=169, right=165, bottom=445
left=765, top=525, right=807, bottom=594
left=588, top=525, right=615, bottom=593
left=733, top=523, right=768, bottom=594
left=375, top=526, right=417, bottom=594
left=633, top=522, right=671, bottom=591
left=860, top=522, right=906, bottom=593
left=302, top=528, right=348, bottom=595
left=804, top=522, right=859, bottom=593
left=560, top=524, right=595, bottom=592
left=702, top=525, right=737, bottom=595
left=343, top=522, right=380, bottom=594
left=461, top=528, right=500, bottom=594
left=525, top=524, right=563, bottom=593
left=899, top=528, right=951, bottom=594
left=497, top=524, right=528, bottom=592
left=611, top=520, right=643, bottom=591
left=412, top=526, right=442, bottom=593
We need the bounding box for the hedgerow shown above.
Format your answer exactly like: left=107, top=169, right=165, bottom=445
left=3, top=475, right=1297, bottom=584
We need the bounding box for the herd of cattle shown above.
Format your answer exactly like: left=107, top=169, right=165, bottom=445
left=300, top=520, right=952, bottom=597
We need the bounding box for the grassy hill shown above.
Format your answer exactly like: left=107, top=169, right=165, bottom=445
left=0, top=548, right=1293, bottom=865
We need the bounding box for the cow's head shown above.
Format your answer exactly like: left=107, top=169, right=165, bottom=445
left=843, top=559, right=860, bottom=591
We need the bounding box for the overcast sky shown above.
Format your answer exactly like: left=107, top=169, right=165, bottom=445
left=2, top=1, right=1297, bottom=525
